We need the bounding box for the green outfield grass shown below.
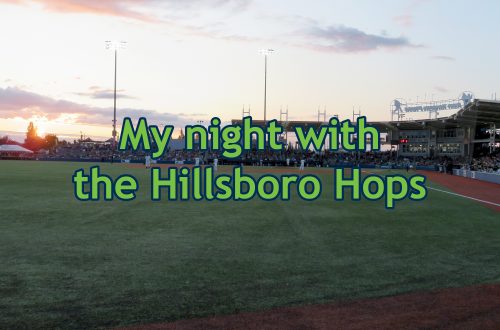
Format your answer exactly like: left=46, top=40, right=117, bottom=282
left=1, top=160, right=499, bottom=329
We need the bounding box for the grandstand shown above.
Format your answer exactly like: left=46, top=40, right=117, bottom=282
left=373, top=99, right=500, bottom=159
left=3, top=97, right=498, bottom=175
left=232, top=99, right=500, bottom=159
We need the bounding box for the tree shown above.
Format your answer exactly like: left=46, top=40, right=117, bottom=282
left=26, top=122, right=37, bottom=141
left=24, top=122, right=45, bottom=151
left=44, top=134, right=58, bottom=151
left=0, top=135, right=21, bottom=145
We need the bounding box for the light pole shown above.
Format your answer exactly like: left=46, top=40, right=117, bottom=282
left=105, top=40, right=126, bottom=150
left=259, top=49, right=274, bottom=124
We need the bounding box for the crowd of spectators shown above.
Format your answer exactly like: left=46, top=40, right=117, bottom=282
left=30, top=139, right=499, bottom=174
left=467, top=155, right=500, bottom=173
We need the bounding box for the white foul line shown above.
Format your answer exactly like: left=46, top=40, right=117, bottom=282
left=426, top=186, right=500, bottom=207
left=360, top=169, right=500, bottom=208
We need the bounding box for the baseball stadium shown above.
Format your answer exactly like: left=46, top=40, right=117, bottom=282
left=1, top=93, right=500, bottom=329
left=1, top=1, right=500, bottom=329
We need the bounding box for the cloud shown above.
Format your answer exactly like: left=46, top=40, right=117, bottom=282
left=158, top=0, right=251, bottom=11
left=409, top=0, right=433, bottom=8
left=430, top=55, right=455, bottom=61
left=177, top=113, right=208, bottom=117
left=0, top=0, right=156, bottom=21
left=1, top=0, right=420, bottom=55
left=0, top=86, right=196, bottom=127
left=299, top=24, right=419, bottom=53
left=171, top=22, right=264, bottom=43
left=254, top=14, right=421, bottom=54
left=0, top=0, right=252, bottom=22
left=76, top=86, right=136, bottom=100
left=393, top=0, right=433, bottom=27
left=434, top=86, right=449, bottom=93
left=393, top=15, right=413, bottom=27
left=0, top=0, right=258, bottom=46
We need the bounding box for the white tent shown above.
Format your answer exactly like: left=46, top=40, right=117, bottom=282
left=0, top=144, right=34, bottom=153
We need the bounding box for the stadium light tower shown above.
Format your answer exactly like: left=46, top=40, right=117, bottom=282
left=259, top=49, right=274, bottom=124
left=105, top=40, right=126, bottom=149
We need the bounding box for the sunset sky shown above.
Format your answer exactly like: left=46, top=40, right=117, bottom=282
left=0, top=0, right=499, bottom=140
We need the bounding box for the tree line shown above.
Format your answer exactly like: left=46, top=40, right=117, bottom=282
left=0, top=121, right=58, bottom=152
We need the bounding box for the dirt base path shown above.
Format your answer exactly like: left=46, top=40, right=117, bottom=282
left=121, top=283, right=500, bottom=330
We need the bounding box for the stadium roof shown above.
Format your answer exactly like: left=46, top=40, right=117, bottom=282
left=231, top=99, right=500, bottom=132
left=372, top=99, right=500, bottom=132
left=0, top=144, right=33, bottom=153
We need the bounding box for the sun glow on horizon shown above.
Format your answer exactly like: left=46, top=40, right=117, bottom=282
left=35, top=121, right=47, bottom=137
left=0, top=116, right=112, bottom=142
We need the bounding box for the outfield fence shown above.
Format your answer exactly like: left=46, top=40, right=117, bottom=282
left=25, top=157, right=441, bottom=172
left=453, top=169, right=500, bottom=184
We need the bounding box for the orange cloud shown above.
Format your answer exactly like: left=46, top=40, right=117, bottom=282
left=0, top=0, right=250, bottom=22
left=0, top=86, right=198, bottom=127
